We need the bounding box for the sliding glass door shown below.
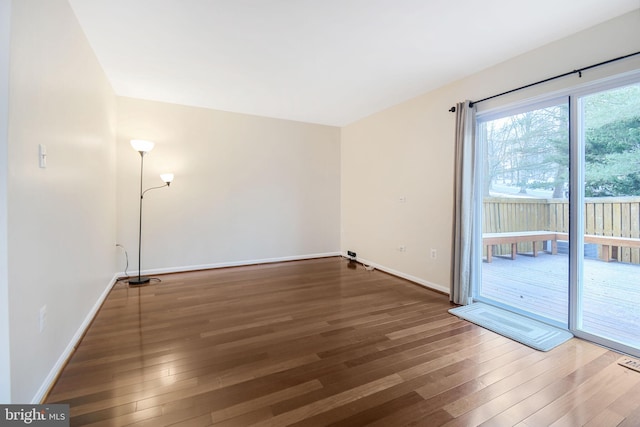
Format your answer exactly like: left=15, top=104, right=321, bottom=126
left=476, top=74, right=640, bottom=356
left=575, top=81, right=640, bottom=354
left=477, top=99, right=570, bottom=327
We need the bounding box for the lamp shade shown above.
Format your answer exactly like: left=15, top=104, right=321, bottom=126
left=160, top=173, right=174, bottom=184
left=130, top=139, right=155, bottom=153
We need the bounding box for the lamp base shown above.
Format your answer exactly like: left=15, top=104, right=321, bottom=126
left=128, top=276, right=151, bottom=285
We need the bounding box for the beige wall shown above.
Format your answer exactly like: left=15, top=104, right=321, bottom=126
left=0, top=0, right=11, bottom=404
left=6, top=0, right=117, bottom=402
left=341, top=10, right=640, bottom=293
left=116, top=97, right=341, bottom=274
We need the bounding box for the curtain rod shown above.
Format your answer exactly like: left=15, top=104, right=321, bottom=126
left=448, top=50, right=640, bottom=112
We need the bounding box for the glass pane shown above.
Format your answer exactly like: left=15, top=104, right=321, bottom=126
left=580, top=82, right=640, bottom=349
left=479, top=102, right=569, bottom=326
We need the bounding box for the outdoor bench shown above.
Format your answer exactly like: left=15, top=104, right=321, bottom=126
left=555, top=233, right=640, bottom=262
left=483, top=231, right=640, bottom=263
left=482, top=231, right=558, bottom=263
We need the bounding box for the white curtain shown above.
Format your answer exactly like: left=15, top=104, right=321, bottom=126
left=450, top=101, right=477, bottom=305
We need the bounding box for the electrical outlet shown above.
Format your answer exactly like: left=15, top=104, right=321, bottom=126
left=399, top=245, right=406, bottom=252
left=39, top=305, right=47, bottom=333
left=431, top=248, right=437, bottom=259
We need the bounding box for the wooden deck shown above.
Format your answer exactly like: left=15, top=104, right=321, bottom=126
left=481, top=252, right=640, bottom=349
left=483, top=196, right=640, bottom=264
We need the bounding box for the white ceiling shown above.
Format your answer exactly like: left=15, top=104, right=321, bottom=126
left=68, top=0, right=639, bottom=126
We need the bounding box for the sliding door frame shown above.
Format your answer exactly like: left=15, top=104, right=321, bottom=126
left=475, top=69, right=640, bottom=357
left=474, top=95, right=571, bottom=330
left=568, top=73, right=640, bottom=358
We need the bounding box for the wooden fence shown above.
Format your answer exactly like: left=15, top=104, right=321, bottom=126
left=483, top=197, right=640, bottom=264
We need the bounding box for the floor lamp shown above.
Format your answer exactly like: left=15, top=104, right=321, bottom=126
left=129, top=139, right=174, bottom=285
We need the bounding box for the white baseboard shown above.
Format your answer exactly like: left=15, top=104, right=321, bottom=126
left=342, top=252, right=450, bottom=295
left=32, top=274, right=118, bottom=404
left=117, top=252, right=341, bottom=277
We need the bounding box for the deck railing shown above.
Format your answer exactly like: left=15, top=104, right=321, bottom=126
left=483, top=196, right=640, bottom=263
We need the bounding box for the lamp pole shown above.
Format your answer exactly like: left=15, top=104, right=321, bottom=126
left=127, top=139, right=174, bottom=286
left=130, top=150, right=150, bottom=285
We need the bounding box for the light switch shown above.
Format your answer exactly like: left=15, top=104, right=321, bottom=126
left=39, top=144, right=47, bottom=168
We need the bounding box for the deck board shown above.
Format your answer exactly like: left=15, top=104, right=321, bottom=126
left=481, top=253, right=640, bottom=348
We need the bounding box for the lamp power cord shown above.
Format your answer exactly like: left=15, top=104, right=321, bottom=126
left=116, top=243, right=130, bottom=281
left=342, top=254, right=375, bottom=271
left=116, top=243, right=163, bottom=285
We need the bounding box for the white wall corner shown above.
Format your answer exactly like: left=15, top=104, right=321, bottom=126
left=0, top=0, right=12, bottom=404
left=31, top=275, right=117, bottom=404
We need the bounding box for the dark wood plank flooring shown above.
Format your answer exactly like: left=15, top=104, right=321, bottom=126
left=45, top=257, right=640, bottom=426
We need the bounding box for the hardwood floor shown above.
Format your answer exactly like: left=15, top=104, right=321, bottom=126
left=45, top=257, right=640, bottom=426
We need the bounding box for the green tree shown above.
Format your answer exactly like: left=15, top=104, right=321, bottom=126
left=483, top=83, right=640, bottom=199
left=585, top=117, right=640, bottom=196
left=583, top=84, right=640, bottom=196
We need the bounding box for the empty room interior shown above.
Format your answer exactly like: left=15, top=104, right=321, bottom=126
left=2, top=0, right=640, bottom=425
